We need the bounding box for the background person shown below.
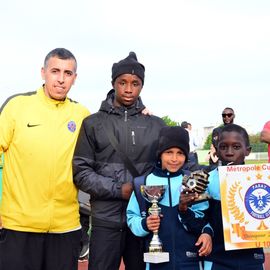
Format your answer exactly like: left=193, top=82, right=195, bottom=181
left=78, top=191, right=91, bottom=262
left=181, top=121, right=199, bottom=166
left=212, top=107, right=235, bottom=151
left=0, top=48, right=90, bottom=270
left=73, top=51, right=166, bottom=270
left=260, top=121, right=270, bottom=162
left=205, top=144, right=219, bottom=170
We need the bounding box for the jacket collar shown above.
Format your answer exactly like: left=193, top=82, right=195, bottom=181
left=152, top=163, right=183, bottom=178
left=99, top=89, right=145, bottom=116
left=37, top=85, right=69, bottom=107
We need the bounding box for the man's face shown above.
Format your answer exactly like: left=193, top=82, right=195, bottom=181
left=41, top=56, right=77, bottom=101
left=222, top=108, right=235, bottom=125
left=217, top=131, right=251, bottom=165
left=113, top=74, right=142, bottom=107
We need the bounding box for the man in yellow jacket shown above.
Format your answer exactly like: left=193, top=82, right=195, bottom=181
left=0, top=154, right=2, bottom=228
left=0, top=48, right=90, bottom=270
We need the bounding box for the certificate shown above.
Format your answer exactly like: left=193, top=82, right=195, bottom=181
left=219, top=164, right=270, bottom=250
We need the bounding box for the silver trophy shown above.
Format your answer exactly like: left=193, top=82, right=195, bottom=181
left=141, top=185, right=170, bottom=263
left=182, top=170, right=211, bottom=203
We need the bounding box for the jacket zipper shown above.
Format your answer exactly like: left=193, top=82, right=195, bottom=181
left=168, top=174, right=176, bottom=269
left=131, top=131, right=136, bottom=145
left=121, top=109, right=128, bottom=225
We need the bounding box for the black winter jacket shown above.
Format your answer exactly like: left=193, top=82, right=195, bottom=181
left=73, top=90, right=165, bottom=228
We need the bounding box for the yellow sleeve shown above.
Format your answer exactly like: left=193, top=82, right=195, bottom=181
left=0, top=99, right=16, bottom=155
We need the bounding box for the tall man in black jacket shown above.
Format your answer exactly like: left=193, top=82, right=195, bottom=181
left=73, top=52, right=165, bottom=270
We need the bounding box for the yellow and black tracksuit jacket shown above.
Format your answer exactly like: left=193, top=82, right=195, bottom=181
left=0, top=87, right=90, bottom=232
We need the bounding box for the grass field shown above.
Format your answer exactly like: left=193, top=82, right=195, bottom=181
left=199, top=160, right=268, bottom=166
left=198, top=149, right=268, bottom=166
left=245, top=159, right=268, bottom=164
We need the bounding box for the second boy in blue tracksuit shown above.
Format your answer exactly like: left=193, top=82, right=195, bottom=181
left=205, top=124, right=265, bottom=270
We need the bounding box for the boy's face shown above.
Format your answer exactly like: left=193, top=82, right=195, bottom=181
left=112, top=74, right=142, bottom=107
left=161, top=147, right=186, bottom=173
left=217, top=131, right=251, bottom=165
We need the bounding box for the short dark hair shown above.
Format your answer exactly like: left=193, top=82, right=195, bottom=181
left=220, top=124, right=250, bottom=147
left=44, top=48, right=77, bottom=71
left=181, top=121, right=189, bottom=129
left=222, top=107, right=234, bottom=113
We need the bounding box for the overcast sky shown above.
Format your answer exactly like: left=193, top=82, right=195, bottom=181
left=1, top=0, right=269, bottom=134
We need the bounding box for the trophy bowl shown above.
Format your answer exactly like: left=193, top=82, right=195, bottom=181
left=140, top=185, right=169, bottom=263
left=141, top=185, right=166, bottom=207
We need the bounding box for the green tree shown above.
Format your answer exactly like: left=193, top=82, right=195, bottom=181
left=162, top=115, right=179, bottom=126
left=203, top=133, right=212, bottom=150
left=249, top=133, right=267, bottom=152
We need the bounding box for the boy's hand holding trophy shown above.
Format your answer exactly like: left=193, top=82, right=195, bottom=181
left=140, top=185, right=170, bottom=264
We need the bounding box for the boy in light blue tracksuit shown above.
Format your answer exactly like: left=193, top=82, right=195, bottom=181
left=205, top=124, right=265, bottom=270
left=127, top=126, right=213, bottom=270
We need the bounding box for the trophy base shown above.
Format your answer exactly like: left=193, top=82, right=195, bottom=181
left=144, top=252, right=170, bottom=263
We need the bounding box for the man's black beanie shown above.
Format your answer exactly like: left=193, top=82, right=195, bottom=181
left=111, top=52, right=145, bottom=84
left=157, top=126, right=190, bottom=162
